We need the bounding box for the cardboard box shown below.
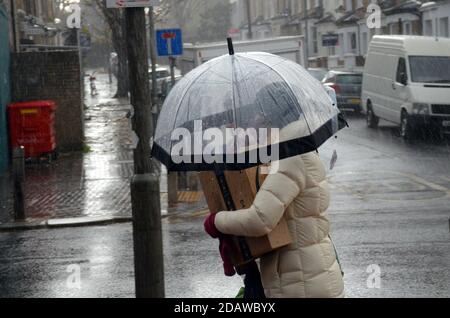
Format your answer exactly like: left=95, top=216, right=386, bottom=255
left=199, top=167, right=292, bottom=266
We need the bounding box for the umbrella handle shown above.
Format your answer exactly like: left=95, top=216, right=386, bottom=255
left=227, top=37, right=235, bottom=56
left=255, top=166, right=261, bottom=192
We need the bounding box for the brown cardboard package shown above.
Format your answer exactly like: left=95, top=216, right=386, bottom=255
left=199, top=167, right=292, bottom=266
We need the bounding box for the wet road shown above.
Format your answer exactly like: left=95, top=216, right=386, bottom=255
left=0, top=115, right=449, bottom=298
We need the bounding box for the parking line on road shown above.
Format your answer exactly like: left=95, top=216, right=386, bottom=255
left=398, top=171, right=450, bottom=195
left=328, top=170, right=450, bottom=201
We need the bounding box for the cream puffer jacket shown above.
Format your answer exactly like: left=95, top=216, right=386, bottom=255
left=214, top=152, right=345, bottom=298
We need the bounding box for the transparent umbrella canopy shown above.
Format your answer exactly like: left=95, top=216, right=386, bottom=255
left=152, top=51, right=345, bottom=171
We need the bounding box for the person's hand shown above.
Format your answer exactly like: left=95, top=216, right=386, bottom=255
left=204, top=213, right=222, bottom=239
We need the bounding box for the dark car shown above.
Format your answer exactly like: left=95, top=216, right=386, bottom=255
left=322, top=70, right=363, bottom=112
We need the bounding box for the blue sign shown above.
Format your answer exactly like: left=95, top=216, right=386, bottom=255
left=156, top=29, right=183, bottom=56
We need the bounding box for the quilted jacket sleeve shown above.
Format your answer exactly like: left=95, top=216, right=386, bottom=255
left=214, top=156, right=306, bottom=237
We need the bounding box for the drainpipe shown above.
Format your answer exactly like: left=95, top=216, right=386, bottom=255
left=10, top=0, right=20, bottom=52
left=303, top=0, right=309, bottom=65
left=357, top=23, right=361, bottom=56
left=245, top=0, right=253, bottom=40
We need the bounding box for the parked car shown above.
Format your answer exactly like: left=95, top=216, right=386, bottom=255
left=362, top=35, right=450, bottom=140
left=308, top=68, right=328, bottom=82
left=149, top=67, right=171, bottom=96
left=322, top=70, right=363, bottom=112
left=160, top=75, right=182, bottom=99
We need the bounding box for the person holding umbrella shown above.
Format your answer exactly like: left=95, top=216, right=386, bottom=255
left=203, top=134, right=345, bottom=298
left=152, top=39, right=347, bottom=298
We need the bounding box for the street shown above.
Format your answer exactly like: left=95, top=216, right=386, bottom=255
left=1, top=115, right=449, bottom=298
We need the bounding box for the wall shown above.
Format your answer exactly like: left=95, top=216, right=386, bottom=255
left=11, top=51, right=84, bottom=152
left=0, top=3, right=11, bottom=172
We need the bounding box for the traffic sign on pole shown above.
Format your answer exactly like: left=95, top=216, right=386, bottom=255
left=156, top=29, right=183, bottom=56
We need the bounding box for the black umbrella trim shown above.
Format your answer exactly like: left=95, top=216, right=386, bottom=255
left=152, top=116, right=346, bottom=172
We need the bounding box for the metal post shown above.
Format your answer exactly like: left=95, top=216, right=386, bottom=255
left=304, top=0, right=309, bottom=66
left=245, top=0, right=253, bottom=40
left=131, top=174, right=164, bottom=297
left=12, top=147, right=25, bottom=220
left=125, top=7, right=164, bottom=298
left=149, top=7, right=158, bottom=109
left=167, top=56, right=178, bottom=207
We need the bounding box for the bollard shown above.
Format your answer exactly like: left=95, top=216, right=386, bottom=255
left=130, top=173, right=165, bottom=298
left=12, top=147, right=25, bottom=220
left=168, top=172, right=178, bottom=207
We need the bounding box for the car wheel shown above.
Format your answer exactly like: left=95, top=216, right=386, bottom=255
left=400, top=111, right=414, bottom=141
left=366, top=104, right=379, bottom=128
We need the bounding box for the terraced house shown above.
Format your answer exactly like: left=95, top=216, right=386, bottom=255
left=231, top=0, right=450, bottom=69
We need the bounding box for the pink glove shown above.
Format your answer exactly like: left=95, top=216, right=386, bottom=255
left=204, top=213, right=222, bottom=239
left=219, top=237, right=236, bottom=277
left=204, top=213, right=236, bottom=277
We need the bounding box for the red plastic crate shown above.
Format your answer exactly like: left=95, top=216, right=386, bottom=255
left=8, top=100, right=57, bottom=158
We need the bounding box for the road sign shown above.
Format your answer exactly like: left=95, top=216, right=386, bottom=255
left=106, top=0, right=160, bottom=8
left=156, top=29, right=183, bottom=56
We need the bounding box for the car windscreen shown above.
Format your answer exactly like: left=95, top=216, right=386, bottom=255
left=409, top=56, right=450, bottom=83
left=337, top=74, right=363, bottom=84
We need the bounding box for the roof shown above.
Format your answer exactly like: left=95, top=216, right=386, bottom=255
left=315, top=14, right=336, bottom=25
left=336, top=10, right=362, bottom=26
left=370, top=35, right=450, bottom=55
left=382, top=0, right=422, bottom=16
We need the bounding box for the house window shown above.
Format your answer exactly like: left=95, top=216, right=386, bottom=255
left=440, top=17, right=449, bottom=38
left=362, top=32, right=368, bottom=55
left=345, top=0, right=353, bottom=12
left=350, top=32, right=357, bottom=53
left=404, top=22, right=412, bottom=35
left=389, top=24, right=397, bottom=35
left=24, top=0, right=37, bottom=16
left=339, top=33, right=344, bottom=55
left=312, top=26, right=318, bottom=54
left=424, top=19, right=433, bottom=36
left=328, top=46, right=336, bottom=56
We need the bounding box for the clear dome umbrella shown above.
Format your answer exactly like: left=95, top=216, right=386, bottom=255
left=152, top=44, right=347, bottom=171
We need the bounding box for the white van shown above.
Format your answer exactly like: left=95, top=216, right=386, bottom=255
left=362, top=36, right=450, bottom=139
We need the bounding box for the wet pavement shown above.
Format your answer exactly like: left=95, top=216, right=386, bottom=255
left=0, top=113, right=449, bottom=297
left=0, top=71, right=174, bottom=224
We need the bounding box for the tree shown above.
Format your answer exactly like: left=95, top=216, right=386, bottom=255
left=55, top=0, right=129, bottom=97
left=197, top=1, right=231, bottom=43
left=92, top=0, right=129, bottom=98
left=159, top=0, right=231, bottom=44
